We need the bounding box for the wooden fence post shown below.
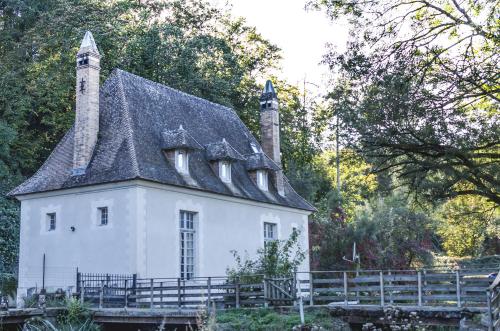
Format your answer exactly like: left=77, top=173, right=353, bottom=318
left=177, top=278, right=182, bottom=309
left=150, top=278, right=154, bottom=309
left=379, top=271, right=384, bottom=307
left=207, top=277, right=211, bottom=308
left=388, top=270, right=393, bottom=304
left=343, top=272, right=348, bottom=306
left=263, top=279, right=268, bottom=308
left=309, top=273, right=314, bottom=306
left=486, top=290, right=493, bottom=331
left=124, top=279, right=128, bottom=308
left=456, top=270, right=462, bottom=308
left=417, top=271, right=422, bottom=307
left=99, top=281, right=104, bottom=309
left=235, top=277, right=240, bottom=308
left=160, top=281, right=163, bottom=308
left=80, top=281, right=85, bottom=305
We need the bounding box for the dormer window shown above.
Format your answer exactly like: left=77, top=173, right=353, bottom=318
left=219, top=161, right=231, bottom=183
left=175, top=149, right=189, bottom=174
left=256, top=169, right=268, bottom=191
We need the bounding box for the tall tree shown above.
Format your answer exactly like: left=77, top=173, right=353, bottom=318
left=312, top=0, right=499, bottom=206
left=0, top=0, right=316, bottom=271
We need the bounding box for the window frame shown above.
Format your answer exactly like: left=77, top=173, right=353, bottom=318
left=47, top=213, right=56, bottom=231
left=263, top=222, right=277, bottom=244
left=256, top=169, right=268, bottom=191
left=175, top=149, right=189, bottom=174
left=219, top=161, right=231, bottom=183
left=98, top=207, right=108, bottom=226
left=179, top=210, right=197, bottom=280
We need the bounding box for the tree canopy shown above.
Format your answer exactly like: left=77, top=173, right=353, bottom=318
left=312, top=0, right=499, bottom=206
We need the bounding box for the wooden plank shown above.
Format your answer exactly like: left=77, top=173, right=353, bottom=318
left=312, top=278, right=344, bottom=285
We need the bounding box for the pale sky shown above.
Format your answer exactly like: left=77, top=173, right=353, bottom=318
left=209, top=0, right=349, bottom=93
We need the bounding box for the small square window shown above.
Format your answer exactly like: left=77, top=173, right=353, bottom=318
left=98, top=207, right=108, bottom=226
left=219, top=161, right=231, bottom=183
left=256, top=170, right=268, bottom=191
left=47, top=213, right=56, bottom=231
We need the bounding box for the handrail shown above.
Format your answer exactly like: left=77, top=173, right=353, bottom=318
left=489, top=271, right=500, bottom=291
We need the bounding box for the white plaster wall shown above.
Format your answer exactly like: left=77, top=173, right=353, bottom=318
left=16, top=180, right=311, bottom=304
left=141, top=183, right=311, bottom=279
left=16, top=184, right=138, bottom=303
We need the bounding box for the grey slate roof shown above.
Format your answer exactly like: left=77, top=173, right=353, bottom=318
left=161, top=126, right=203, bottom=151
left=205, top=139, right=244, bottom=162
left=246, top=153, right=281, bottom=171
left=9, top=69, right=315, bottom=212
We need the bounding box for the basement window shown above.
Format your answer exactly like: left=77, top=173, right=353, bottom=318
left=256, top=169, right=268, bottom=191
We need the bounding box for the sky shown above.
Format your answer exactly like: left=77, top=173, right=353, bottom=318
left=209, top=0, right=350, bottom=93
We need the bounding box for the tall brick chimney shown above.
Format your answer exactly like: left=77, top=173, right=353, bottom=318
left=73, top=31, right=101, bottom=175
left=260, top=80, right=285, bottom=196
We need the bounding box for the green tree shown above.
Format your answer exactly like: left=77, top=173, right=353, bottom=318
left=436, top=195, right=499, bottom=257
left=311, top=192, right=434, bottom=270
left=312, top=0, right=500, bottom=206
left=0, top=0, right=319, bottom=272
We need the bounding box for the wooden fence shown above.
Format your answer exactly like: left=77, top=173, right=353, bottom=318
left=76, top=268, right=498, bottom=310
left=298, top=268, right=497, bottom=308
left=487, top=272, right=500, bottom=330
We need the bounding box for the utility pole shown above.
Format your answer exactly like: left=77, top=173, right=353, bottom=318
left=335, top=107, right=341, bottom=205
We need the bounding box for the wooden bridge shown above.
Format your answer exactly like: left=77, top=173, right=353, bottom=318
left=74, top=268, right=497, bottom=311
left=2, top=267, right=498, bottom=328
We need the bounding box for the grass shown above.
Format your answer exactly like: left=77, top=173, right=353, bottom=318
left=214, top=307, right=347, bottom=330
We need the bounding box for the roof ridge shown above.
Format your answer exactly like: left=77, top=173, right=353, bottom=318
left=114, top=69, right=237, bottom=115
left=116, top=70, right=140, bottom=176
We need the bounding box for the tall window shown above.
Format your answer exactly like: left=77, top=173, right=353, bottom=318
left=257, top=170, right=268, bottom=191
left=180, top=211, right=196, bottom=280
left=98, top=207, right=108, bottom=226
left=175, top=149, right=189, bottom=174
left=219, top=161, right=231, bottom=183
left=47, top=213, right=56, bottom=231
left=264, top=222, right=277, bottom=245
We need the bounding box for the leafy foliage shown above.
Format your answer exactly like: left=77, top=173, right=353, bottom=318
left=0, top=0, right=314, bottom=271
left=311, top=192, right=434, bottom=270
left=227, top=230, right=306, bottom=281
left=312, top=0, right=500, bottom=206
left=436, top=195, right=499, bottom=256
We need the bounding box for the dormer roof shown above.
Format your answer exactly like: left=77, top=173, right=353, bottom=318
left=8, top=69, right=315, bottom=212
left=161, top=125, right=202, bottom=151
left=205, top=139, right=244, bottom=162
left=246, top=152, right=281, bottom=171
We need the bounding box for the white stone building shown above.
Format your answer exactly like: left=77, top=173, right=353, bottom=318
left=9, top=32, right=315, bottom=302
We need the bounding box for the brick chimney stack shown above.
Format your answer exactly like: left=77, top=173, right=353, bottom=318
left=73, top=31, right=101, bottom=175
left=260, top=80, right=285, bottom=196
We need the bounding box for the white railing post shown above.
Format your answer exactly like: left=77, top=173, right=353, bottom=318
left=309, top=272, right=314, bottom=306
left=150, top=278, right=154, bottom=309
left=417, top=271, right=422, bottom=307
left=456, top=270, right=461, bottom=308
left=343, top=272, right=348, bottom=306
left=379, top=271, right=384, bottom=306
left=99, top=281, right=104, bottom=309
